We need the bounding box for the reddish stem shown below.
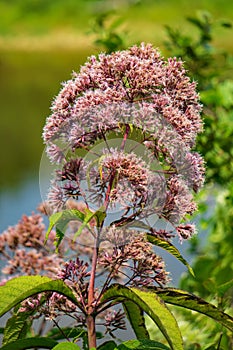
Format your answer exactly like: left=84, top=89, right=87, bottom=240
left=86, top=314, right=96, bottom=348
left=120, top=124, right=130, bottom=151
left=87, top=236, right=99, bottom=348
left=86, top=125, right=131, bottom=348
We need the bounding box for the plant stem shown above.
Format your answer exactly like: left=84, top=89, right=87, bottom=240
left=87, top=235, right=99, bottom=349
left=86, top=314, right=96, bottom=349
left=86, top=125, right=131, bottom=348
left=120, top=124, right=130, bottom=151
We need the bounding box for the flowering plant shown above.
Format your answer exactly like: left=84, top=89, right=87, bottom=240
left=0, top=43, right=232, bottom=350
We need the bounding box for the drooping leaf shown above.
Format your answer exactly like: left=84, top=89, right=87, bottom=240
left=155, top=287, right=233, bottom=331
left=45, top=209, right=86, bottom=248
left=52, top=343, right=81, bottom=350
left=0, top=337, right=58, bottom=350
left=98, top=340, right=117, bottom=350
left=92, top=206, right=107, bottom=227
left=101, top=284, right=183, bottom=350
left=3, top=310, right=33, bottom=346
left=54, top=227, right=65, bottom=252
left=115, top=339, right=170, bottom=349
left=73, top=207, right=106, bottom=241
left=122, top=300, right=149, bottom=339
left=0, top=276, right=79, bottom=317
left=146, top=234, right=194, bottom=277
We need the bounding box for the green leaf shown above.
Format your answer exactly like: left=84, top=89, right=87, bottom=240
left=0, top=337, right=58, bottom=350
left=93, top=206, right=107, bottom=227
left=146, top=234, right=194, bottom=277
left=123, top=300, right=149, bottom=339
left=73, top=207, right=106, bottom=241
left=3, top=310, right=33, bottom=345
left=101, top=284, right=183, bottom=350
left=217, top=279, right=233, bottom=297
left=46, top=209, right=86, bottom=248
left=115, top=339, right=171, bottom=349
left=98, top=341, right=117, bottom=350
left=0, top=276, right=79, bottom=317
left=155, top=287, right=233, bottom=331
left=52, top=343, right=81, bottom=350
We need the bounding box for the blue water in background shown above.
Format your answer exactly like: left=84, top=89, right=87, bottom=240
left=0, top=177, right=41, bottom=233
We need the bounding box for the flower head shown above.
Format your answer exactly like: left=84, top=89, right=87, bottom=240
left=42, top=42, right=204, bottom=242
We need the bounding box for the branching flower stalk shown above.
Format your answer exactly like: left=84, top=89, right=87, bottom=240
left=43, top=43, right=204, bottom=348
left=0, top=43, right=205, bottom=349
left=87, top=124, right=133, bottom=347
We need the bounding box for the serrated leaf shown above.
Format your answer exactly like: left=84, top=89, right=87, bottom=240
left=155, top=287, right=233, bottom=332
left=0, top=337, right=58, bottom=350
left=115, top=339, right=170, bottom=349
left=52, top=343, right=81, bottom=350
left=101, top=284, right=183, bottom=350
left=146, top=234, right=194, bottom=277
left=3, top=310, right=33, bottom=346
left=0, top=276, right=79, bottom=317
left=123, top=300, right=149, bottom=339
left=98, top=341, right=117, bottom=350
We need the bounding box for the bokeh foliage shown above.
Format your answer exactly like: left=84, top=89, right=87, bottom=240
left=159, top=13, right=233, bottom=350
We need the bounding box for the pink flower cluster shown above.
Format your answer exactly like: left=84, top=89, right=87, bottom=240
left=43, top=43, right=202, bottom=149
left=0, top=213, right=62, bottom=277
left=43, top=43, right=204, bottom=241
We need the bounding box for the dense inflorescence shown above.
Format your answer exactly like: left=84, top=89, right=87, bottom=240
left=43, top=43, right=202, bottom=149
left=0, top=213, right=62, bottom=278
left=43, top=42, right=204, bottom=241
